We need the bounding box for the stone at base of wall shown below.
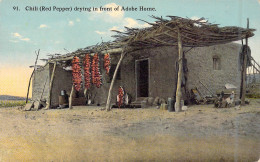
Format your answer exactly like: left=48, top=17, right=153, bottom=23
left=24, top=102, right=34, bottom=111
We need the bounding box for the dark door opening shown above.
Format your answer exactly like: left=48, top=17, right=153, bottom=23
left=136, top=59, right=149, bottom=97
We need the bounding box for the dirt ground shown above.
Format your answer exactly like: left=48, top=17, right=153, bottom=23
left=0, top=99, right=259, bottom=161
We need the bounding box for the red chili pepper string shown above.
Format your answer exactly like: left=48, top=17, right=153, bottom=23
left=72, top=56, right=82, bottom=92
left=84, top=54, right=91, bottom=90
left=104, top=53, right=111, bottom=75
left=91, top=53, right=102, bottom=88
left=118, top=86, right=124, bottom=108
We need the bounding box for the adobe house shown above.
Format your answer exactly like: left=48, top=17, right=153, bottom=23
left=31, top=16, right=255, bottom=111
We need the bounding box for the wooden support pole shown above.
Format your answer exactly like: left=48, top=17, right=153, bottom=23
left=69, top=85, right=74, bottom=109
left=26, top=70, right=35, bottom=103
left=44, top=62, right=57, bottom=109
left=175, top=27, right=183, bottom=112
left=26, top=49, right=40, bottom=103
left=105, top=51, right=126, bottom=111
left=39, top=76, right=48, bottom=101
left=241, top=18, right=249, bottom=105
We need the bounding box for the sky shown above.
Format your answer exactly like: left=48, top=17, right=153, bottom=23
left=0, top=0, right=260, bottom=97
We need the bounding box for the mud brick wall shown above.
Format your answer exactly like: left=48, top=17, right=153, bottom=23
left=89, top=46, right=179, bottom=105
left=84, top=43, right=241, bottom=104
left=50, top=63, right=73, bottom=107
left=123, top=43, right=241, bottom=101
left=86, top=55, right=122, bottom=106
left=41, top=55, right=124, bottom=107
left=125, top=46, right=179, bottom=100
left=33, top=43, right=242, bottom=107
left=185, top=43, right=241, bottom=97
left=32, top=64, right=50, bottom=102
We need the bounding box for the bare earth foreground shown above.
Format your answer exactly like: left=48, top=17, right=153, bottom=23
left=0, top=100, right=259, bottom=161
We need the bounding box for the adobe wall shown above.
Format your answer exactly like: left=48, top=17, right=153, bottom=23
left=50, top=63, right=73, bottom=107
left=75, top=55, right=122, bottom=106
left=78, top=43, right=241, bottom=105
left=124, top=46, right=179, bottom=100
left=120, top=43, right=241, bottom=101
left=88, top=46, right=179, bottom=105
left=42, top=42, right=241, bottom=107
left=48, top=55, right=123, bottom=106
left=185, top=43, right=241, bottom=97
left=32, top=64, right=50, bottom=102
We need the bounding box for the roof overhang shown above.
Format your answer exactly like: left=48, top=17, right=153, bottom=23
left=48, top=16, right=255, bottom=62
left=112, top=16, right=255, bottom=48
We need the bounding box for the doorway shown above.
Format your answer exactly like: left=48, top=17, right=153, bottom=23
left=136, top=59, right=149, bottom=98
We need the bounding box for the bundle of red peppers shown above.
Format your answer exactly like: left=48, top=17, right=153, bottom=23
left=92, top=53, right=102, bottom=88
left=72, top=56, right=82, bottom=91
left=117, top=86, right=124, bottom=108
left=84, top=54, right=91, bottom=90
left=104, top=53, right=111, bottom=74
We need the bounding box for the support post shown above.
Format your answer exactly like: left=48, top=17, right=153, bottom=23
left=106, top=51, right=126, bottom=111
left=44, top=62, right=57, bottom=109
left=69, top=85, right=74, bottom=109
left=175, top=27, right=183, bottom=112
left=241, top=18, right=249, bottom=105
left=26, top=49, right=40, bottom=103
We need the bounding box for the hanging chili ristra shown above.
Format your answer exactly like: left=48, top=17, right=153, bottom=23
left=84, top=54, right=91, bottom=90
left=72, top=56, right=81, bottom=92
left=92, top=53, right=102, bottom=88
left=104, top=53, right=111, bottom=75
left=117, top=86, right=124, bottom=108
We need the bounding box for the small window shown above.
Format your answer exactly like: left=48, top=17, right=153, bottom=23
left=213, top=56, right=221, bottom=70
left=107, top=65, right=121, bottom=82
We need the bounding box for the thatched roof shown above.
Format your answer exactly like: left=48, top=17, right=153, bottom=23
left=48, top=15, right=255, bottom=62
left=48, top=41, right=122, bottom=62
left=112, top=16, right=255, bottom=48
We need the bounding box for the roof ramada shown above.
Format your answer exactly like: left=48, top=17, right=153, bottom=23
left=48, top=15, right=255, bottom=62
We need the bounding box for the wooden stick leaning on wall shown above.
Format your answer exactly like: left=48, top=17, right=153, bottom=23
left=175, top=27, right=183, bottom=112
left=44, top=62, right=57, bottom=109
left=39, top=76, right=49, bottom=102
left=106, top=51, right=126, bottom=111
left=69, top=85, right=74, bottom=109
left=26, top=49, right=40, bottom=103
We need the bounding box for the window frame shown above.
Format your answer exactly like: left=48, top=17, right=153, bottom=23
left=213, top=56, right=221, bottom=70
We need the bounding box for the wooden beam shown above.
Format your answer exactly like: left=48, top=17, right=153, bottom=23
left=69, top=85, right=74, bottom=109
left=151, top=37, right=173, bottom=46
left=133, top=26, right=169, bottom=43
left=106, top=50, right=126, bottom=111
left=26, top=49, right=40, bottom=103
left=44, top=62, right=57, bottom=109
left=250, top=56, right=260, bottom=72
left=165, top=27, right=246, bottom=46
left=49, top=48, right=123, bottom=63
left=251, top=62, right=260, bottom=73
left=175, top=27, right=183, bottom=112
left=241, top=18, right=249, bottom=105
